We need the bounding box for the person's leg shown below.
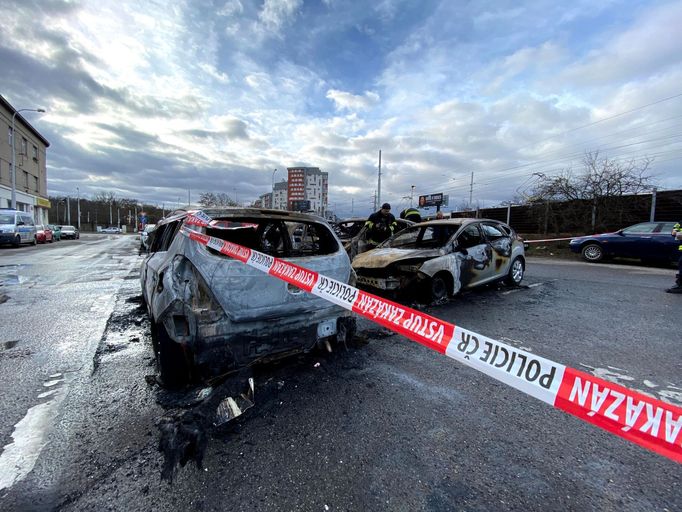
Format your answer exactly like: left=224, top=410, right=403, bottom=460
left=666, top=254, right=682, bottom=293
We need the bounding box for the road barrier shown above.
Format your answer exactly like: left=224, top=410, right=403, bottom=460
left=180, top=212, right=681, bottom=463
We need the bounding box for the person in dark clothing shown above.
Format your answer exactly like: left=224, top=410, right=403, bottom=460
left=666, top=221, right=682, bottom=294
left=399, top=207, right=422, bottom=223
left=365, top=203, right=397, bottom=248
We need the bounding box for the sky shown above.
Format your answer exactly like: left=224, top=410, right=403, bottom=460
left=2, top=0, right=682, bottom=217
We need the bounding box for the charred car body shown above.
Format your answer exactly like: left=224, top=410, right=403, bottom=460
left=352, top=218, right=525, bottom=302
left=141, top=208, right=356, bottom=387
left=334, top=217, right=414, bottom=260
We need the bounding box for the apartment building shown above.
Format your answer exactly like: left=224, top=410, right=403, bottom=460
left=287, top=167, right=328, bottom=216
left=272, top=180, right=288, bottom=210
left=0, top=95, right=50, bottom=222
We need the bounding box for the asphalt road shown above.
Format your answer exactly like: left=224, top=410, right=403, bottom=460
left=0, top=236, right=679, bottom=511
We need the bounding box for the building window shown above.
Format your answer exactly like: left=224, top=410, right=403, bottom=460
left=32, top=145, right=38, bottom=161
left=21, top=137, right=27, bottom=155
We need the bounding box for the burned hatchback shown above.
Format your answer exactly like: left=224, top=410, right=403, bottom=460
left=352, top=218, right=525, bottom=302
left=334, top=217, right=414, bottom=260
left=141, top=208, right=355, bottom=388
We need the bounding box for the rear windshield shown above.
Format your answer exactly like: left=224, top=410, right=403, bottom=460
left=203, top=218, right=339, bottom=257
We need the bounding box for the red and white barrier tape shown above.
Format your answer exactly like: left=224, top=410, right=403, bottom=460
left=181, top=213, right=682, bottom=463
left=524, top=237, right=575, bottom=243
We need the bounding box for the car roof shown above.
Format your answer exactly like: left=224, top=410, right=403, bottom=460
left=412, top=217, right=494, bottom=227
left=158, top=207, right=331, bottom=227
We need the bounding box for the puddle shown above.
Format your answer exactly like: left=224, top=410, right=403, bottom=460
left=0, top=374, right=69, bottom=491
left=0, top=340, right=19, bottom=351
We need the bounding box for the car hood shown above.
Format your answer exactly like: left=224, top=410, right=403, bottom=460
left=352, top=247, right=443, bottom=269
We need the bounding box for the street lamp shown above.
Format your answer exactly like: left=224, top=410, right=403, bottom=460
left=271, top=168, right=278, bottom=209
left=76, top=187, right=81, bottom=231
left=11, top=107, right=45, bottom=209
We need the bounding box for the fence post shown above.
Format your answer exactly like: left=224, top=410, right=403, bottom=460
left=650, top=187, right=657, bottom=222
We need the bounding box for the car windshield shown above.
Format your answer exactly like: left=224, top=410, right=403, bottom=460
left=385, top=224, right=461, bottom=249
left=622, top=223, right=657, bottom=234
left=0, top=214, right=14, bottom=224
left=62, top=226, right=75, bottom=230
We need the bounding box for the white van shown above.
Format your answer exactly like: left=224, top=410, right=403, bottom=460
left=0, top=209, right=37, bottom=247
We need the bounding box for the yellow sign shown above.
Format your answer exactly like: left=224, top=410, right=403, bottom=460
left=36, top=197, right=51, bottom=208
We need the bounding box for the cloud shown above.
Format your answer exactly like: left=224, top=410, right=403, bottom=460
left=326, top=89, right=380, bottom=111
left=258, top=0, right=303, bottom=31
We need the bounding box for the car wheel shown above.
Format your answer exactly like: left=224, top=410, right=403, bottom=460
left=504, top=257, right=524, bottom=286
left=581, top=243, right=603, bottom=262
left=425, top=274, right=449, bottom=303
left=32, top=236, right=37, bottom=246
left=12, top=235, right=21, bottom=248
left=151, top=320, right=191, bottom=388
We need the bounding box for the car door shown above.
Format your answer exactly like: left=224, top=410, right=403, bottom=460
left=480, top=221, right=514, bottom=277
left=455, top=223, right=494, bottom=288
left=142, top=220, right=182, bottom=310
left=610, top=222, right=658, bottom=258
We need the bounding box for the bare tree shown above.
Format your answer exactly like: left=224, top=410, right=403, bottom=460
left=198, top=192, right=238, bottom=207
left=527, top=151, right=655, bottom=231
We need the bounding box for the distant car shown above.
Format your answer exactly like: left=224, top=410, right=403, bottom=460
left=569, top=221, right=679, bottom=264
left=334, top=217, right=414, bottom=260
left=35, top=224, right=53, bottom=243
left=48, top=224, right=61, bottom=241
left=141, top=208, right=355, bottom=388
left=140, top=224, right=156, bottom=249
left=101, top=226, right=122, bottom=234
left=60, top=225, right=79, bottom=239
left=352, top=218, right=526, bottom=302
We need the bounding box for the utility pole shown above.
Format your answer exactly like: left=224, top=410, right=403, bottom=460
left=373, top=191, right=377, bottom=212
left=410, top=185, right=415, bottom=207
left=377, top=150, right=382, bottom=208
left=469, top=171, right=474, bottom=209
left=109, top=201, right=113, bottom=225
left=76, top=187, right=81, bottom=231
left=67, top=196, right=71, bottom=225
left=351, top=198, right=354, bottom=216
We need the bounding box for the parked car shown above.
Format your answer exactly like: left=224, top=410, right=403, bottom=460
left=48, top=224, right=62, bottom=241
left=352, top=218, right=526, bottom=302
left=569, top=221, right=679, bottom=264
left=35, top=224, right=53, bottom=243
left=141, top=208, right=356, bottom=388
left=0, top=208, right=37, bottom=247
left=60, top=225, right=79, bottom=239
left=334, top=217, right=414, bottom=260
left=139, top=224, right=156, bottom=250
left=101, top=226, right=122, bottom=234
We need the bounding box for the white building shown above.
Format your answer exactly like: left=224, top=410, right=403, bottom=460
left=272, top=180, right=288, bottom=210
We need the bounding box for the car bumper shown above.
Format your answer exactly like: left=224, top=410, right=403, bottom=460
left=0, top=233, right=18, bottom=243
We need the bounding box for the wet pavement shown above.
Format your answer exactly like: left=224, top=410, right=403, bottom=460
left=0, top=237, right=679, bottom=511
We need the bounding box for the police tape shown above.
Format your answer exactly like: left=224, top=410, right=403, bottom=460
left=524, top=237, right=575, bottom=243
left=180, top=213, right=681, bottom=463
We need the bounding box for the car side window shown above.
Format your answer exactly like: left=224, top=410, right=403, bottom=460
left=457, top=225, right=483, bottom=249
left=150, top=222, right=180, bottom=253
left=622, top=223, right=656, bottom=234
left=481, top=223, right=506, bottom=240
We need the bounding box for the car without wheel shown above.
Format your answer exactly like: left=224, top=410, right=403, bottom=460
left=140, top=208, right=356, bottom=388
left=352, top=218, right=526, bottom=303
left=101, top=226, right=122, bottom=234
left=569, top=221, right=679, bottom=264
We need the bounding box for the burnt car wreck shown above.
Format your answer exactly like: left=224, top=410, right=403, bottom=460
left=141, top=208, right=356, bottom=390
left=351, top=218, right=526, bottom=302
left=333, top=217, right=414, bottom=260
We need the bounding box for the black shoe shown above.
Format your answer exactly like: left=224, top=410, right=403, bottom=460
left=666, top=285, right=682, bottom=294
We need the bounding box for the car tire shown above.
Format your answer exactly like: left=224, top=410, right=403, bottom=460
left=581, top=243, right=604, bottom=262
left=151, top=320, right=191, bottom=388
left=32, top=236, right=37, bottom=246
left=504, top=256, right=524, bottom=286
left=12, top=235, right=21, bottom=248
left=425, top=274, right=449, bottom=303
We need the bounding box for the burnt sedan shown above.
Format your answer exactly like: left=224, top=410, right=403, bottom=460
left=352, top=218, right=525, bottom=302
left=141, top=208, right=355, bottom=388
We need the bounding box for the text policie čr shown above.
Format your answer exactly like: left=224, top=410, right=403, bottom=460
left=456, top=332, right=557, bottom=389
left=316, top=276, right=358, bottom=305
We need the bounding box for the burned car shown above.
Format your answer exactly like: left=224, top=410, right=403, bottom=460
left=352, top=218, right=525, bottom=302
left=334, top=217, right=414, bottom=260
left=141, top=208, right=355, bottom=388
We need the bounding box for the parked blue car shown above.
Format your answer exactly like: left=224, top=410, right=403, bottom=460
left=569, top=221, right=679, bottom=263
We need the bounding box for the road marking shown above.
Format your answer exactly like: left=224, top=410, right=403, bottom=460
left=502, top=280, right=556, bottom=295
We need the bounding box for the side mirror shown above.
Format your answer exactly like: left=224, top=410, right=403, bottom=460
left=617, top=230, right=624, bottom=236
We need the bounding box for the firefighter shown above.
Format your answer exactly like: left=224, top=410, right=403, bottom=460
left=399, top=207, right=422, bottom=223
left=365, top=203, right=397, bottom=249
left=666, top=221, right=682, bottom=294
